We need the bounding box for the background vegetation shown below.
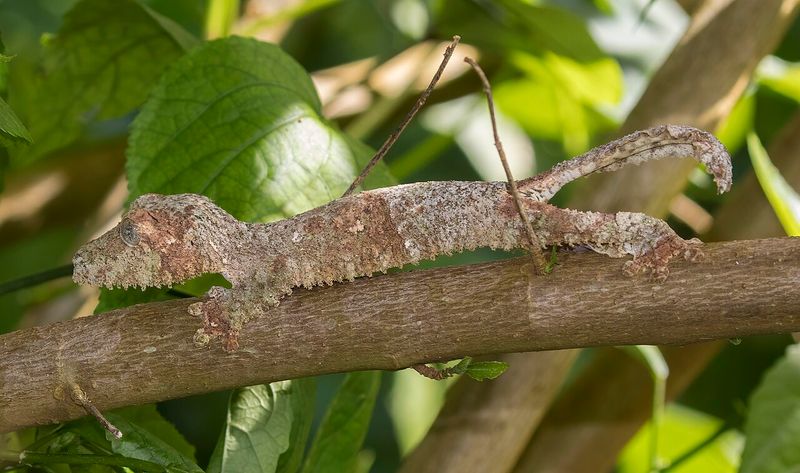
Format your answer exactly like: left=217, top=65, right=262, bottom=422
left=0, top=0, right=799, bottom=472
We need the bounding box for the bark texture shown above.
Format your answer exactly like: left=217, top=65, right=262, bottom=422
left=1, top=238, right=799, bottom=433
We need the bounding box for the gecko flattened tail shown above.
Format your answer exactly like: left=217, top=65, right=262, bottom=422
left=519, top=125, right=732, bottom=202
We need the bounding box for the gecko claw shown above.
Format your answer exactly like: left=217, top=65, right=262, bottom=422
left=623, top=237, right=704, bottom=282
left=189, top=287, right=241, bottom=352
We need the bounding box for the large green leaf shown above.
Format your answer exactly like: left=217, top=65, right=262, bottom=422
left=748, top=132, right=800, bottom=236
left=127, top=35, right=392, bottom=221
left=301, top=372, right=380, bottom=473
left=208, top=378, right=316, bottom=473
left=104, top=411, right=203, bottom=473
left=741, top=344, right=800, bottom=473
left=8, top=0, right=195, bottom=165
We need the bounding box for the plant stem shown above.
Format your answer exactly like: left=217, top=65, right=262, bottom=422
left=17, top=452, right=165, bottom=472
left=0, top=264, right=74, bottom=296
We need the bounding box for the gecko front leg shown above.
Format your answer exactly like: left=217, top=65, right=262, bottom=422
left=189, top=267, right=293, bottom=351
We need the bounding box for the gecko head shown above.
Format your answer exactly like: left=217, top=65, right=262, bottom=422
left=72, top=193, right=241, bottom=289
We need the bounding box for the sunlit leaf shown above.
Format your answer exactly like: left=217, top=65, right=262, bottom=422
left=741, top=344, right=800, bottom=473
left=758, top=59, right=800, bottom=103
left=748, top=132, right=800, bottom=236
left=301, top=372, right=380, bottom=473
left=127, top=36, right=392, bottom=221
left=715, top=90, right=755, bottom=153
left=618, top=405, right=741, bottom=472
left=495, top=51, right=621, bottom=154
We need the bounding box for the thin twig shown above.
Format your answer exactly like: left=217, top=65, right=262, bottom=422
left=0, top=264, right=74, bottom=296
left=69, top=383, right=122, bottom=439
left=342, top=35, right=461, bottom=197
left=463, top=57, right=548, bottom=274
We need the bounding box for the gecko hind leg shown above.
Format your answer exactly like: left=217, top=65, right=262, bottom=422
left=533, top=204, right=704, bottom=282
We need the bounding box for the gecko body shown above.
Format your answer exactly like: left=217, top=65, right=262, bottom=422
left=73, top=125, right=732, bottom=351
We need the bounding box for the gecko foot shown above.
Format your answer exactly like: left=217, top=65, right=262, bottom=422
left=623, top=237, right=704, bottom=282
left=188, top=286, right=241, bottom=352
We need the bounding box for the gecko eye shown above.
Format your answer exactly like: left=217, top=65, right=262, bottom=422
left=119, top=218, right=140, bottom=247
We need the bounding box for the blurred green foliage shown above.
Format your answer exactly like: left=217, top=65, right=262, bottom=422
left=0, top=1, right=799, bottom=472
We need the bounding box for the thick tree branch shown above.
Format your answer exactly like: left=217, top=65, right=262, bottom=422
left=1, top=238, right=798, bottom=433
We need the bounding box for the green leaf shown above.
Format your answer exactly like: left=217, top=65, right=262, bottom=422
left=495, top=51, right=621, bottom=155
left=465, top=361, right=509, bottom=381
left=112, top=405, right=196, bottom=462
left=301, top=372, right=380, bottom=473
left=208, top=378, right=316, bottom=473
left=747, top=132, right=800, bottom=236
left=619, top=345, right=668, bottom=472
left=104, top=412, right=203, bottom=473
left=740, top=344, right=800, bottom=473
left=9, top=0, right=195, bottom=165
left=0, top=96, right=31, bottom=146
left=618, top=405, right=741, bottom=473
left=127, top=35, right=392, bottom=222
left=715, top=89, right=755, bottom=153
left=758, top=60, right=800, bottom=103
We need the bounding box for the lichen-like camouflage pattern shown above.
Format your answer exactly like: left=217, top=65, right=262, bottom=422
left=73, top=125, right=732, bottom=351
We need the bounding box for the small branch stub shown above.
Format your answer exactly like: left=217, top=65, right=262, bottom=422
left=69, top=383, right=122, bottom=439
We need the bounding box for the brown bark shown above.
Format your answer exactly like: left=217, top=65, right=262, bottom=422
left=1, top=238, right=799, bottom=434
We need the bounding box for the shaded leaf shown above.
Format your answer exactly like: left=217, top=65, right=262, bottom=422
left=9, top=0, right=194, bottom=165
left=207, top=379, right=316, bottom=473
left=105, top=412, right=202, bottom=473
left=741, top=344, right=800, bottom=473
left=301, top=372, right=380, bottom=473
left=0, top=96, right=31, bottom=146
left=748, top=132, right=800, bottom=236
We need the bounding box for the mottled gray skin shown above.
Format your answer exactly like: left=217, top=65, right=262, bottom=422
left=73, top=125, right=732, bottom=351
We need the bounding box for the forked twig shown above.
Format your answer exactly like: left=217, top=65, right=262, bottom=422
left=343, top=35, right=461, bottom=197
left=464, top=57, right=548, bottom=274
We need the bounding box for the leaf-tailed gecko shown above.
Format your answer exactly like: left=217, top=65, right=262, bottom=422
left=72, top=125, right=732, bottom=351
